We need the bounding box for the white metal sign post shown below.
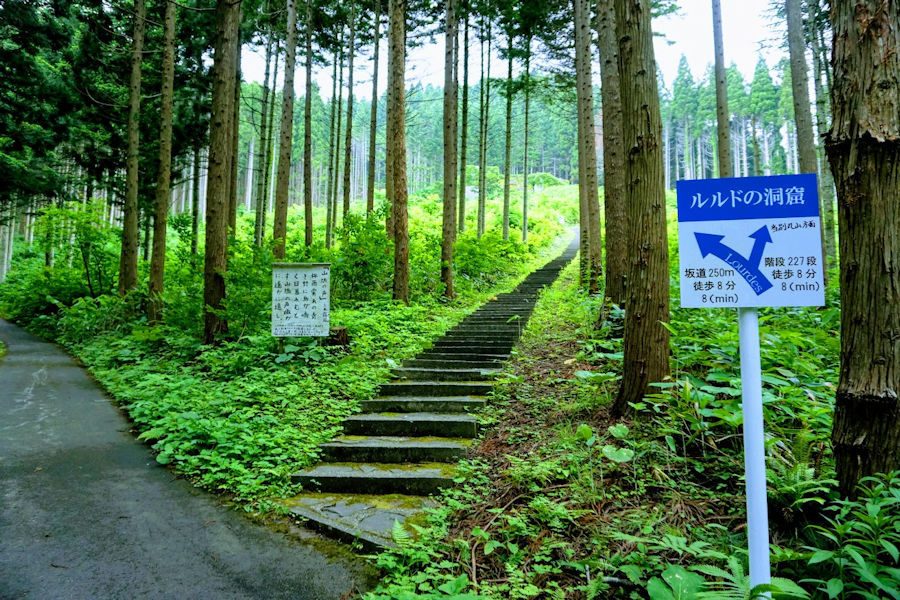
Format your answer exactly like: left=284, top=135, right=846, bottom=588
left=676, top=173, right=824, bottom=588
left=271, top=263, right=331, bottom=337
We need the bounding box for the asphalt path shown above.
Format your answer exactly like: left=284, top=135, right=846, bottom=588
left=0, top=320, right=372, bottom=600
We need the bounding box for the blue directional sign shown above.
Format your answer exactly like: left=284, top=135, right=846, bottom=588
left=677, top=174, right=825, bottom=308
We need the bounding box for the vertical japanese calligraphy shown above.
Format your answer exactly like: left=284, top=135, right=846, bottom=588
left=271, top=263, right=331, bottom=337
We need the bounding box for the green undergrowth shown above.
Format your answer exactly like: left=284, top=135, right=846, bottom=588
left=362, top=248, right=896, bottom=599
left=0, top=191, right=572, bottom=509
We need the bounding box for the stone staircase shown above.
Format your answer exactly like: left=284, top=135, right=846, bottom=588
left=283, top=236, right=578, bottom=549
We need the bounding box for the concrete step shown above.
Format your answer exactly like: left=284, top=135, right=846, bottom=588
left=319, top=436, right=472, bottom=463
left=360, top=396, right=485, bottom=413
left=391, top=367, right=498, bottom=382
left=441, top=333, right=519, bottom=342
left=378, top=381, right=493, bottom=397
left=282, top=492, right=437, bottom=550
left=414, top=351, right=509, bottom=362
left=342, top=412, right=478, bottom=437
left=404, top=358, right=503, bottom=369
left=292, top=463, right=457, bottom=495
left=422, top=345, right=512, bottom=356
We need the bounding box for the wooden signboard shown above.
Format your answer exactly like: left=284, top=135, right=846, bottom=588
left=271, top=263, right=330, bottom=337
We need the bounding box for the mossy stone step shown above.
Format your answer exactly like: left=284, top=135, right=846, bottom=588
left=391, top=367, right=498, bottom=382
left=292, top=462, right=457, bottom=495
left=379, top=381, right=492, bottom=396
left=442, top=331, right=519, bottom=339
left=342, top=412, right=478, bottom=437
left=319, top=436, right=473, bottom=463
left=359, top=396, right=485, bottom=413
left=414, top=351, right=509, bottom=362
left=282, top=492, right=437, bottom=550
left=404, top=358, right=503, bottom=369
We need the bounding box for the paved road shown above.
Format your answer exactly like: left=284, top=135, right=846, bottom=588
left=0, top=320, right=372, bottom=600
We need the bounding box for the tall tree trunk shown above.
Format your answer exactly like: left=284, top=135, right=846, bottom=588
left=367, top=4, right=381, bottom=213
left=119, top=0, right=146, bottom=295
left=522, top=38, right=530, bottom=243
left=477, top=16, right=491, bottom=239
left=786, top=0, right=826, bottom=268
left=810, top=2, right=836, bottom=271
left=254, top=30, right=273, bottom=246
left=191, top=146, right=200, bottom=255
left=342, top=0, right=356, bottom=219
left=712, top=0, right=732, bottom=179
left=148, top=0, right=176, bottom=323
left=203, top=0, right=241, bottom=344
left=303, top=0, right=314, bottom=245
left=612, top=0, right=670, bottom=415
left=574, top=0, right=602, bottom=294
left=388, top=0, right=409, bottom=303
left=827, top=0, right=900, bottom=498
left=260, top=43, right=280, bottom=239
left=598, top=0, right=626, bottom=303
left=325, top=51, right=339, bottom=248
left=502, top=34, right=513, bottom=241
left=272, top=0, right=297, bottom=259
left=441, top=0, right=458, bottom=298
left=228, top=43, right=242, bottom=231
left=332, top=44, right=344, bottom=238
left=458, top=15, right=470, bottom=233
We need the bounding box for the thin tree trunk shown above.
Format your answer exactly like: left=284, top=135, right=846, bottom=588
left=254, top=29, right=273, bottom=246
left=303, top=0, right=314, bottom=245
left=502, top=33, right=513, bottom=241
left=712, top=0, right=732, bottom=179
left=228, top=42, right=241, bottom=231
left=827, top=0, right=900, bottom=497
left=325, top=50, right=339, bottom=248
left=367, top=3, right=381, bottom=213
left=574, top=0, right=602, bottom=293
left=272, top=0, right=297, bottom=259
left=260, top=42, right=279, bottom=240
left=148, top=0, right=177, bottom=323
left=522, top=39, right=530, bottom=243
left=458, top=14, right=470, bottom=233
left=441, top=0, right=458, bottom=298
left=191, top=146, right=200, bottom=255
left=203, top=0, right=241, bottom=343
left=598, top=0, right=626, bottom=303
left=119, top=0, right=146, bottom=295
left=332, top=43, right=344, bottom=238
left=612, top=0, right=670, bottom=415
left=810, top=2, right=836, bottom=271
left=388, top=0, right=409, bottom=303
left=342, top=0, right=356, bottom=220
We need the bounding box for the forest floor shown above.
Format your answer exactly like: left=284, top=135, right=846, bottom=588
left=0, top=319, right=376, bottom=600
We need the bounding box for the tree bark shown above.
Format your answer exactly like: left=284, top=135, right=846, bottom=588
left=342, top=0, right=356, bottom=219
left=612, top=0, right=670, bottom=415
left=331, top=43, right=344, bottom=239
left=574, top=0, right=602, bottom=294
left=203, top=0, right=241, bottom=343
left=260, top=42, right=279, bottom=239
left=477, top=16, right=491, bottom=239
left=712, top=0, right=732, bottom=179
left=388, top=0, right=409, bottom=303
left=597, top=0, right=626, bottom=303
left=441, top=0, right=458, bottom=298
left=148, top=0, right=177, bottom=323
left=809, top=0, right=837, bottom=272
left=119, top=0, right=146, bottom=295
left=325, top=50, right=338, bottom=248
left=367, top=4, right=381, bottom=213
left=191, top=146, right=200, bottom=255
left=522, top=39, right=530, bottom=243
left=827, top=0, right=900, bottom=498
left=228, top=42, right=241, bottom=231
left=458, top=15, right=470, bottom=233
left=502, top=34, right=513, bottom=241
left=272, top=0, right=297, bottom=259
left=303, top=0, right=314, bottom=245
left=254, top=30, right=273, bottom=246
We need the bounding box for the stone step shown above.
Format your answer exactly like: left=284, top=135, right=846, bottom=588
left=391, top=367, right=498, bottom=382
left=422, top=345, right=512, bottom=356
left=378, top=381, right=493, bottom=397
left=360, top=396, right=485, bottom=413
left=414, top=351, right=509, bottom=362
left=319, top=436, right=472, bottom=463
left=342, top=412, right=478, bottom=437
left=404, top=358, right=503, bottom=369
left=441, top=333, right=519, bottom=342
left=282, top=492, right=437, bottom=550
left=292, top=463, right=457, bottom=495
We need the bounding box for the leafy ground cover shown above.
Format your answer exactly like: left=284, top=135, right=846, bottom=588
left=363, top=201, right=900, bottom=599
left=0, top=188, right=571, bottom=510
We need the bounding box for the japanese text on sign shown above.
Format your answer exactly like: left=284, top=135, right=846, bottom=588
left=271, top=263, right=330, bottom=337
left=677, top=174, right=825, bottom=308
